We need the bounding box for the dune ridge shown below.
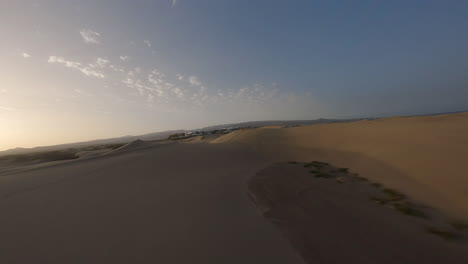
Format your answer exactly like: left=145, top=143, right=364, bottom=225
left=213, top=112, right=468, bottom=220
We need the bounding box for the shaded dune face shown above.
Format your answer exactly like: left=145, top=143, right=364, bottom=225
left=214, top=112, right=468, bottom=220
left=248, top=162, right=468, bottom=264
left=0, top=143, right=302, bottom=264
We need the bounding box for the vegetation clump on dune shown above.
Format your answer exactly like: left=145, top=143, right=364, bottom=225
left=0, top=143, right=125, bottom=168
left=449, top=221, right=468, bottom=231
left=294, top=160, right=468, bottom=243
left=426, top=226, right=461, bottom=240
left=392, top=202, right=430, bottom=219
left=0, top=150, right=79, bottom=164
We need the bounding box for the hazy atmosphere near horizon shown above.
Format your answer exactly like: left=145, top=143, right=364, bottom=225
left=1, top=0, right=468, bottom=150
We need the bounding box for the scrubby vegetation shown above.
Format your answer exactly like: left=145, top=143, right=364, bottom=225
left=450, top=221, right=468, bottom=231
left=298, top=160, right=466, bottom=243
left=393, top=202, right=429, bottom=219
left=82, top=143, right=125, bottom=151
left=168, top=133, right=187, bottom=140
left=337, top=168, right=349, bottom=173
left=0, top=150, right=78, bottom=164
left=382, top=188, right=406, bottom=201
left=314, top=173, right=333, bottom=178
left=0, top=143, right=125, bottom=167
left=426, top=226, right=460, bottom=240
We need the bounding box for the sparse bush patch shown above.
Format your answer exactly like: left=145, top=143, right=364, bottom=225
left=382, top=188, right=406, bottom=201
left=393, top=202, right=429, bottom=219
left=426, top=227, right=460, bottom=240
left=337, top=168, right=349, bottom=173
left=315, top=173, right=333, bottom=178
left=450, top=221, right=468, bottom=231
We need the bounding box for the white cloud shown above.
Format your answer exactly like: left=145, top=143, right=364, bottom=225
left=21, top=52, right=31, bottom=58
left=176, top=74, right=184, bottom=80
left=110, top=64, right=125, bottom=72
left=96, top=57, right=109, bottom=68
left=171, top=0, right=177, bottom=7
left=48, top=56, right=105, bottom=78
left=189, top=75, right=202, bottom=86
left=120, top=56, right=130, bottom=61
left=80, top=67, right=106, bottom=78
left=143, top=40, right=152, bottom=47
left=80, top=29, right=101, bottom=44
left=0, top=89, right=7, bottom=93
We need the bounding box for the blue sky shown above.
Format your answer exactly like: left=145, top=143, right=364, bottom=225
left=1, top=0, right=468, bottom=149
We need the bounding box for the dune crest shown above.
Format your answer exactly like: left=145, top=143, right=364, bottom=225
left=112, top=139, right=148, bottom=152
left=214, top=112, right=468, bottom=220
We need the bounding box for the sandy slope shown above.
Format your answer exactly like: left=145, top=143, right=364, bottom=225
left=1, top=113, right=467, bottom=263
left=0, top=142, right=302, bottom=264
left=248, top=162, right=468, bottom=263
left=213, top=112, right=468, bottom=220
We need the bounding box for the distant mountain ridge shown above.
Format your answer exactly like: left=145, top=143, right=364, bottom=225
left=0, top=118, right=368, bottom=156
left=197, top=118, right=363, bottom=131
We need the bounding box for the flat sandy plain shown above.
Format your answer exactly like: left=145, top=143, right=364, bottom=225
left=1, top=112, right=468, bottom=263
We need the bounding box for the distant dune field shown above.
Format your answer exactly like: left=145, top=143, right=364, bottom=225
left=1, top=113, right=468, bottom=263
left=213, top=112, right=468, bottom=220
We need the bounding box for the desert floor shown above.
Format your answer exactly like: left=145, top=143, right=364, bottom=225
left=1, top=112, right=468, bottom=263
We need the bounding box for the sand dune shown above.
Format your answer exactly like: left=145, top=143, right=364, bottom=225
left=1, top=113, right=468, bottom=263
left=0, top=142, right=302, bottom=263
left=213, top=112, right=468, bottom=220
left=248, top=162, right=468, bottom=263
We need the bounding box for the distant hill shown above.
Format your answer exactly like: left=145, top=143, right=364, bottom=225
left=0, top=118, right=374, bottom=157
left=0, top=130, right=185, bottom=157
left=197, top=118, right=367, bottom=131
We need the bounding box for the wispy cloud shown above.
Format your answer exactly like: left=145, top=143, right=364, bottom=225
left=171, top=0, right=177, bottom=7
left=0, top=89, right=7, bottom=93
left=95, top=57, right=109, bottom=68
left=21, top=52, right=31, bottom=58
left=143, top=40, right=152, bottom=47
left=189, top=75, right=202, bottom=86
left=176, top=74, right=184, bottom=81
left=120, top=56, right=130, bottom=61
left=80, top=29, right=101, bottom=44
left=48, top=56, right=105, bottom=78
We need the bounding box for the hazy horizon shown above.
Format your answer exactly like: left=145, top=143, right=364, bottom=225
left=2, top=0, right=468, bottom=151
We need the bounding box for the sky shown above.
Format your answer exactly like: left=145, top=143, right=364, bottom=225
left=1, top=0, right=468, bottom=150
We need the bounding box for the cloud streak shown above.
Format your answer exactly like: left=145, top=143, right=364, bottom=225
left=80, top=29, right=101, bottom=44
left=48, top=56, right=105, bottom=78
left=21, top=52, right=31, bottom=58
